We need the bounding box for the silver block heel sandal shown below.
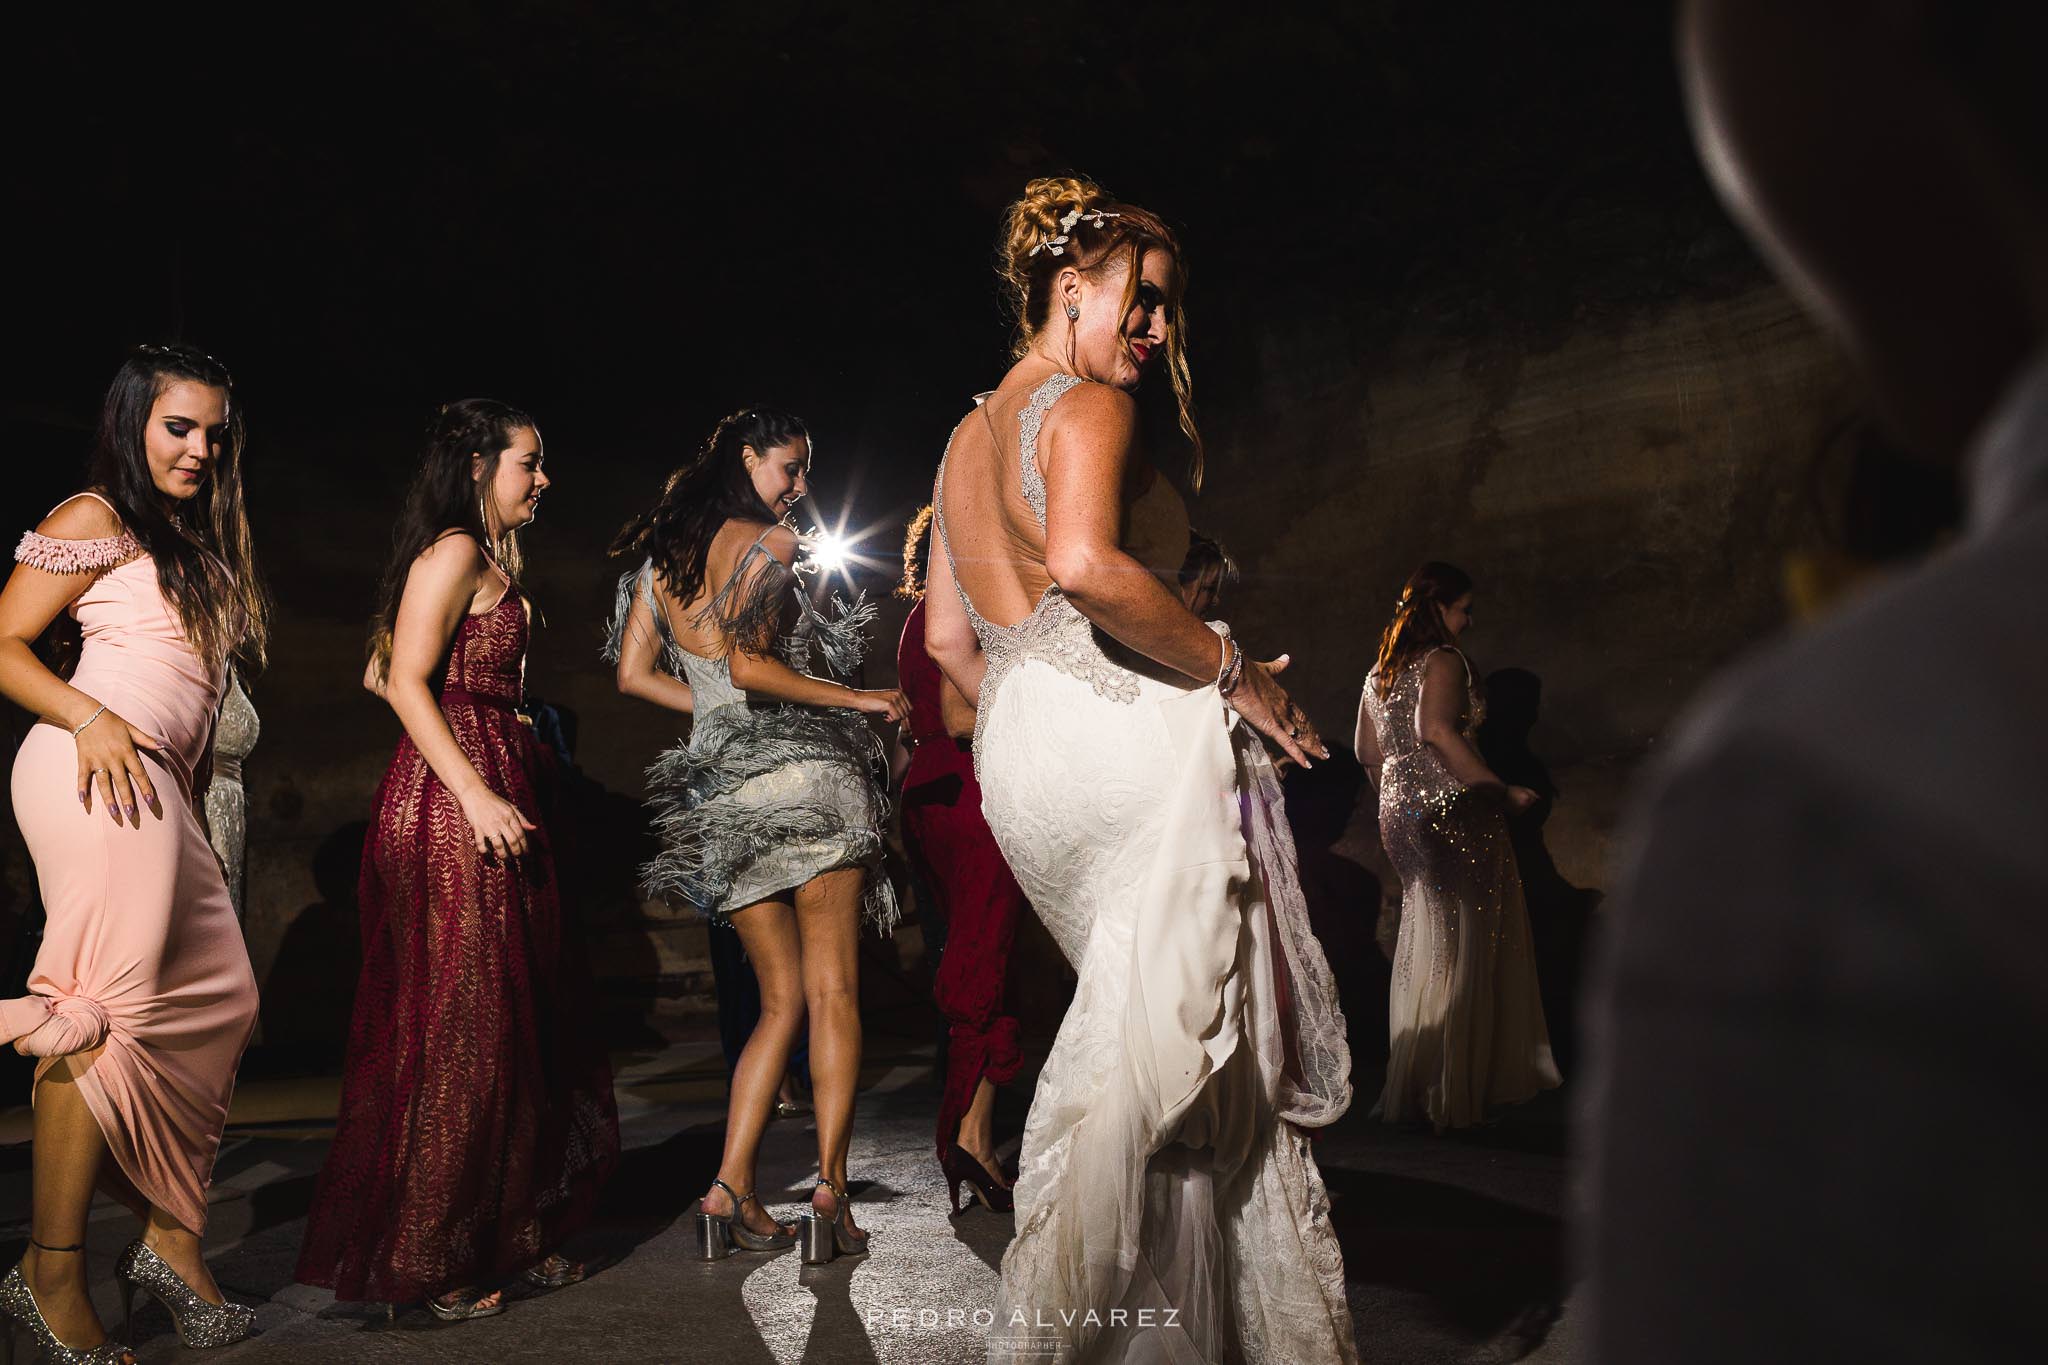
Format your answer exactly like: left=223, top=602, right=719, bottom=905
left=799, top=1178, right=871, bottom=1266
left=695, top=1178, right=797, bottom=1260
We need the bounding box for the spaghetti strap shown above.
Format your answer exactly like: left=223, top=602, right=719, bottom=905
left=1435, top=645, right=1476, bottom=682
left=48, top=489, right=121, bottom=519
left=722, top=522, right=787, bottom=589
left=937, top=375, right=1084, bottom=639
left=651, top=567, right=683, bottom=648
left=694, top=522, right=801, bottom=654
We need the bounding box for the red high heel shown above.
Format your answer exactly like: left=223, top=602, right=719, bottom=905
left=943, top=1144, right=1015, bottom=1214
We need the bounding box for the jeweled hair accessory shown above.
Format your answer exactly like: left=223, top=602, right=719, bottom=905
left=1030, top=205, right=1122, bottom=257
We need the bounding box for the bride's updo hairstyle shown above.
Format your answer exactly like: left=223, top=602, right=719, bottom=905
left=1000, top=175, right=1204, bottom=487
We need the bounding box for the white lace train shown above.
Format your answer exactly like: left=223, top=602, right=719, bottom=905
left=978, top=657, right=1358, bottom=1365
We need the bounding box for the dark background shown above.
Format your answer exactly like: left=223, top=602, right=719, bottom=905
left=7, top=0, right=1738, bottom=530
left=2, top=1, right=1863, bottom=1067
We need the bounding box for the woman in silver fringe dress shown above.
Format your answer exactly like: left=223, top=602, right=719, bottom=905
left=1356, top=561, right=1560, bottom=1133
left=203, top=668, right=258, bottom=920
left=605, top=407, right=906, bottom=1264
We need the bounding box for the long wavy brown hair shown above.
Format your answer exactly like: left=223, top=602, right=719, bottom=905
left=999, top=175, right=1204, bottom=488
left=608, top=407, right=809, bottom=610
left=86, top=343, right=270, bottom=674
left=368, top=398, right=536, bottom=679
left=1371, top=561, right=1474, bottom=700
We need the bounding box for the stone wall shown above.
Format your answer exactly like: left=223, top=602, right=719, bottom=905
left=1196, top=281, right=1852, bottom=893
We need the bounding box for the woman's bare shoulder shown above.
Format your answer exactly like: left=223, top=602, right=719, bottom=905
left=713, top=518, right=796, bottom=569
left=1043, top=379, right=1138, bottom=439
left=35, top=492, right=125, bottom=540
left=416, top=529, right=487, bottom=569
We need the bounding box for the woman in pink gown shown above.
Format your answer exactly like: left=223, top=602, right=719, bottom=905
left=0, top=345, right=269, bottom=1362
left=295, top=399, right=618, bottom=1321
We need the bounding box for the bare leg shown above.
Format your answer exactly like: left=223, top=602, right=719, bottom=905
left=796, top=868, right=865, bottom=1235
left=141, top=1207, right=229, bottom=1307
left=22, top=1050, right=125, bottom=1354
left=956, top=1078, right=1011, bottom=1189
left=706, top=898, right=804, bottom=1238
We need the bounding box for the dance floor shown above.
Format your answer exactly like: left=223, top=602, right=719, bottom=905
left=0, top=1021, right=1578, bottom=1363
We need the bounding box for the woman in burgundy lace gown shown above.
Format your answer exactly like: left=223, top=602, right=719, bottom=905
left=894, top=506, right=1027, bottom=1214
left=296, top=400, right=618, bottom=1320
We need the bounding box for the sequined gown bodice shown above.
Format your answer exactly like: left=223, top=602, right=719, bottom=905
left=935, top=374, right=1358, bottom=1364
left=1363, top=646, right=1559, bottom=1132
left=210, top=669, right=260, bottom=781
left=1367, top=647, right=1485, bottom=804
left=205, top=669, right=260, bottom=920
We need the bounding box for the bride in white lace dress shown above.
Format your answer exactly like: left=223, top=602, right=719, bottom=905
left=926, top=176, right=1359, bottom=1365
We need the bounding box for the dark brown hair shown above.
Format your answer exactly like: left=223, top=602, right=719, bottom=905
left=88, top=343, right=269, bottom=673
left=609, top=407, right=809, bottom=611
left=369, top=398, right=536, bottom=677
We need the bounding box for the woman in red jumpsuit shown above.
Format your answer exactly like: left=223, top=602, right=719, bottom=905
left=896, top=506, right=1028, bottom=1214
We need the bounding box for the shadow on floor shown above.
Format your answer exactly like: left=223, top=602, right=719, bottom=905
left=1328, top=1164, right=1566, bottom=1350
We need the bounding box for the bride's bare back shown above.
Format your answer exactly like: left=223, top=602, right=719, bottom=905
left=939, top=385, right=1059, bottom=630
left=941, top=374, right=1190, bottom=633
left=659, top=517, right=797, bottom=659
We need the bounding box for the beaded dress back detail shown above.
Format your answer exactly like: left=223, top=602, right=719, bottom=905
left=935, top=373, right=1140, bottom=749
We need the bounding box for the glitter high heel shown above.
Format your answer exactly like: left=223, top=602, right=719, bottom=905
left=799, top=1178, right=871, bottom=1265
left=0, top=1245, right=134, bottom=1365
left=115, top=1239, right=255, bottom=1349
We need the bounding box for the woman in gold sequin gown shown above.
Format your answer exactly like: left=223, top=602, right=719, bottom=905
left=1356, top=562, right=1560, bottom=1132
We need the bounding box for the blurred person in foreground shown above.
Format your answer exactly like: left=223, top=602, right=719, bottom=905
left=1583, top=4, right=2048, bottom=1361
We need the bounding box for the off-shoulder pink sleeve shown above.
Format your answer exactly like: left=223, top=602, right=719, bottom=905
left=14, top=530, right=144, bottom=574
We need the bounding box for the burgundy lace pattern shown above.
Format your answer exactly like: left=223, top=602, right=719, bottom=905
left=296, top=592, right=619, bottom=1303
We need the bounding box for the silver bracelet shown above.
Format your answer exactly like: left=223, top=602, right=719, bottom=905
left=1216, top=636, right=1244, bottom=697
left=70, top=703, right=107, bottom=737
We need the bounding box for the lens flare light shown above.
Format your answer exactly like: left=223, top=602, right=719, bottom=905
left=804, top=528, right=851, bottom=576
